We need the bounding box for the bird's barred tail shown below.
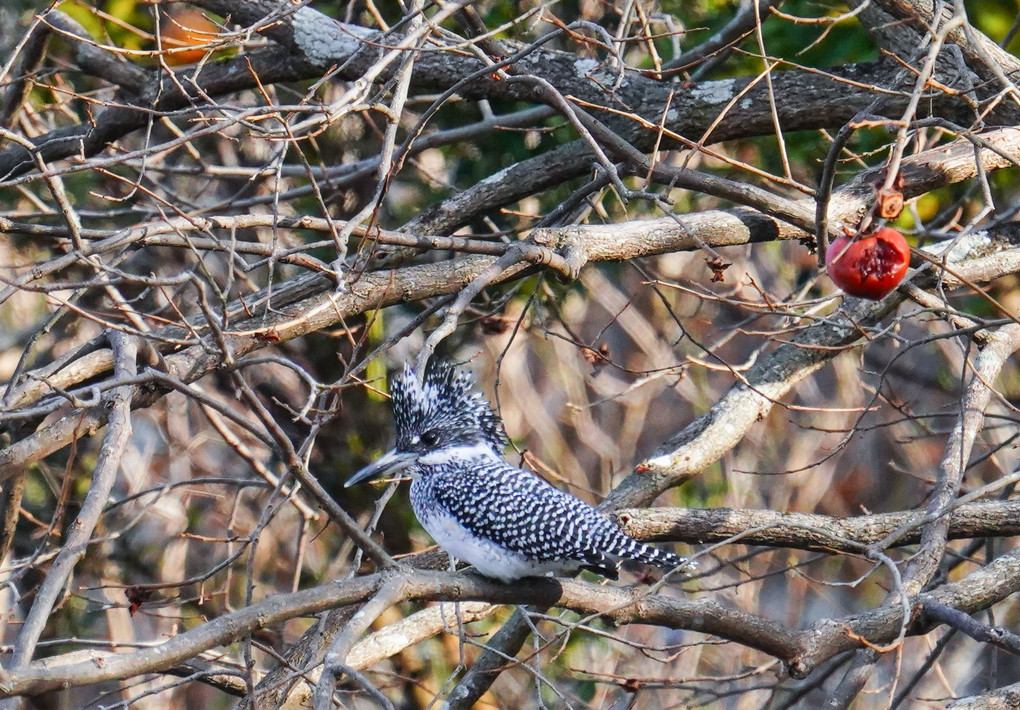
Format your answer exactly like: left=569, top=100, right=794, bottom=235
left=632, top=544, right=690, bottom=573
left=609, top=534, right=692, bottom=574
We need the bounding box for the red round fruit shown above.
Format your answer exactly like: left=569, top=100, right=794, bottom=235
left=825, top=228, right=910, bottom=300
left=160, top=10, right=220, bottom=66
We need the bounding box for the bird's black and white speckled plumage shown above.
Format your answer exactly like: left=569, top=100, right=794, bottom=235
left=346, top=360, right=689, bottom=582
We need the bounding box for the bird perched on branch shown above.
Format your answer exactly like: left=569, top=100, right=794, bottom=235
left=346, top=360, right=690, bottom=582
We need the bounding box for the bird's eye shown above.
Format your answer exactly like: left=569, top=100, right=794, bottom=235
left=420, top=430, right=440, bottom=447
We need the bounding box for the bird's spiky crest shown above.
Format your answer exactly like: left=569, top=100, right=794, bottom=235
left=390, top=360, right=508, bottom=452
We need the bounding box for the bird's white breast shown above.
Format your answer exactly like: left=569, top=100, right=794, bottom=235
left=421, top=510, right=563, bottom=582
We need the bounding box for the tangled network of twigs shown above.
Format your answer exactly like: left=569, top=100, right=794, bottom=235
left=2, top=0, right=1020, bottom=707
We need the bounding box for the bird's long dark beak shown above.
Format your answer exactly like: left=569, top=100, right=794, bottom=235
left=345, top=449, right=417, bottom=487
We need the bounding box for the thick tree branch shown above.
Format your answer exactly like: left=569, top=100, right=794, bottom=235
left=4, top=547, right=1020, bottom=697
left=615, top=500, right=1020, bottom=552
